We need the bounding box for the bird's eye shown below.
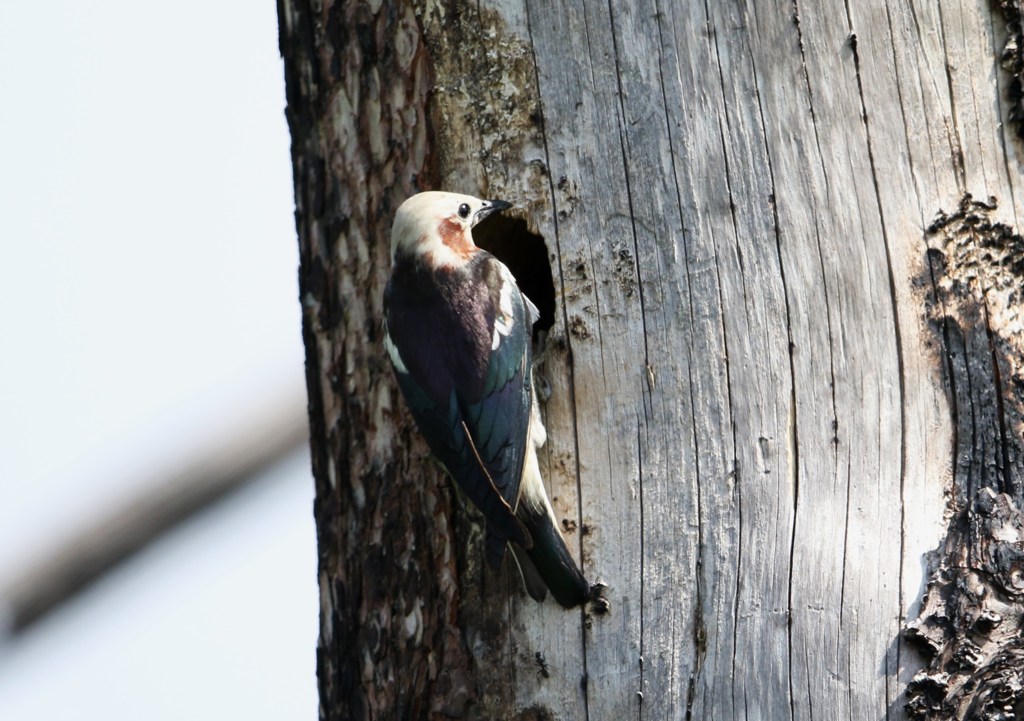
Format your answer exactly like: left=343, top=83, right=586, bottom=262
left=457, top=203, right=471, bottom=219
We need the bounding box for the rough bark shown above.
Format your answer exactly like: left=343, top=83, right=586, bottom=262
left=278, top=0, right=1024, bottom=719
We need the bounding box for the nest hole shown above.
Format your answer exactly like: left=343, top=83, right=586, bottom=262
left=473, top=214, right=556, bottom=342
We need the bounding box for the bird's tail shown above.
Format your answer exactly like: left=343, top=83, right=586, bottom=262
left=513, top=437, right=591, bottom=608
left=517, top=492, right=591, bottom=607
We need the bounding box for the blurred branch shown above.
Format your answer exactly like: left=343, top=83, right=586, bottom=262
left=0, top=394, right=309, bottom=636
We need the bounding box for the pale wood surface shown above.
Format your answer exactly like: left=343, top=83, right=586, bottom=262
left=466, top=1, right=1020, bottom=718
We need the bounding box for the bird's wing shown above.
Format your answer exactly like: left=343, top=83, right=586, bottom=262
left=460, top=266, right=533, bottom=510
left=385, top=260, right=535, bottom=551
left=391, top=369, right=530, bottom=550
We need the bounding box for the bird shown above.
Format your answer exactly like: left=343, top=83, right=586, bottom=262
left=383, top=190, right=592, bottom=608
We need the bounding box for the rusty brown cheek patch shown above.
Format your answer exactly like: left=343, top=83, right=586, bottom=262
left=438, top=218, right=476, bottom=259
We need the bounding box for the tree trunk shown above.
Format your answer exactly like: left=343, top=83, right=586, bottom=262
left=277, top=0, right=1024, bottom=719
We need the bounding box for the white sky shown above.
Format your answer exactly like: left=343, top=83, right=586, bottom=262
left=0, top=452, right=317, bottom=721
left=0, top=0, right=317, bottom=717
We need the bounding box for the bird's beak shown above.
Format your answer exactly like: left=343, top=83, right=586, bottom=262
left=472, top=199, right=512, bottom=226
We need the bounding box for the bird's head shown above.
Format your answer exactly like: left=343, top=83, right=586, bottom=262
left=390, top=191, right=512, bottom=267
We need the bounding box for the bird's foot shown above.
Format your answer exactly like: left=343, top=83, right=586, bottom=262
left=587, top=582, right=610, bottom=615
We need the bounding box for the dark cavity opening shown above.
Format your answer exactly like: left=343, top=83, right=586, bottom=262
left=473, top=214, right=556, bottom=342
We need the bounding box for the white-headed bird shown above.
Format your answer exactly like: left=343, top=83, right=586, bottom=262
left=383, top=191, right=592, bottom=608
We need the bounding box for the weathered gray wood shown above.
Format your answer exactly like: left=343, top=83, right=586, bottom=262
left=279, top=0, right=1024, bottom=718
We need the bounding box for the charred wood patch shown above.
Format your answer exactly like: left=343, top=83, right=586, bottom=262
left=905, top=194, right=1024, bottom=720
left=993, top=0, right=1024, bottom=144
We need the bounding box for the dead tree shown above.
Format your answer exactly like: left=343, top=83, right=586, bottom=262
left=278, top=0, right=1024, bottom=718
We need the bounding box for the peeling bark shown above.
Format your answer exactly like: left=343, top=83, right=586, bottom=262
left=277, top=1, right=474, bottom=717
